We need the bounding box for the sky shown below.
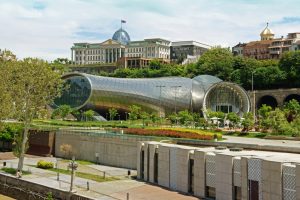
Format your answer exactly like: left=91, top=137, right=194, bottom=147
left=1, top=0, right=300, bottom=61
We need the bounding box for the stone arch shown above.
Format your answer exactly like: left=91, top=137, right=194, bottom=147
left=257, top=95, right=278, bottom=109
left=284, top=94, right=300, bottom=104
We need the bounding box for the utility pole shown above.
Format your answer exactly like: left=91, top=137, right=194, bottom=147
left=156, top=85, right=166, bottom=118
left=171, top=86, right=182, bottom=114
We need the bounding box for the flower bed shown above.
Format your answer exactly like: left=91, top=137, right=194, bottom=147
left=121, top=128, right=222, bottom=140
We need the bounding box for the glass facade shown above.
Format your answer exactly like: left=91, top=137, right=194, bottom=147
left=54, top=75, right=91, bottom=109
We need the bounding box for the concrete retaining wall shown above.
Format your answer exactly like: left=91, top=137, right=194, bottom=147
left=0, top=173, right=91, bottom=200
left=55, top=130, right=153, bottom=169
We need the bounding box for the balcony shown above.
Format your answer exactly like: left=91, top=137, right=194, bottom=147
left=269, top=50, right=280, bottom=54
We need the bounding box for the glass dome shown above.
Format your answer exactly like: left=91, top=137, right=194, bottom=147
left=112, top=28, right=131, bottom=45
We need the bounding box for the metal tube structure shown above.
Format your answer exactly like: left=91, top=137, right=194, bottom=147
left=54, top=73, right=251, bottom=118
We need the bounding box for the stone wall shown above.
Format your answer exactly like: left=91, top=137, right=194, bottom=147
left=0, top=173, right=91, bottom=200
left=55, top=130, right=154, bottom=169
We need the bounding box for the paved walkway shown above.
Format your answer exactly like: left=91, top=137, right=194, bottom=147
left=223, top=135, right=300, bottom=148
left=0, top=155, right=198, bottom=200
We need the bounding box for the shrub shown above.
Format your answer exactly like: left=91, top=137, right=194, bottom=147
left=120, top=128, right=222, bottom=141
left=37, top=160, right=54, bottom=169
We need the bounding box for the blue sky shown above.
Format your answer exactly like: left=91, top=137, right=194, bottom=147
left=0, top=0, right=300, bottom=60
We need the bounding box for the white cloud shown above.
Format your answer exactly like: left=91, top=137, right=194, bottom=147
left=0, top=0, right=300, bottom=61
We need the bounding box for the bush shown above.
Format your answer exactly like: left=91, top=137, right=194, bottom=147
left=120, top=128, right=222, bottom=141
left=0, top=123, right=23, bottom=142
left=37, top=160, right=54, bottom=169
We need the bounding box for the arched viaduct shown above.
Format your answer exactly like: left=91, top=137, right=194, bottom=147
left=248, top=88, right=300, bottom=110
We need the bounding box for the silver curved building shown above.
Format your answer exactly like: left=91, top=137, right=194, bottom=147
left=54, top=73, right=250, bottom=118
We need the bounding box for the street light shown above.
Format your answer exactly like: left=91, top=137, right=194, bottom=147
left=251, top=70, right=256, bottom=121
left=171, top=85, right=182, bottom=114
left=68, top=156, right=78, bottom=193
left=156, top=85, right=166, bottom=118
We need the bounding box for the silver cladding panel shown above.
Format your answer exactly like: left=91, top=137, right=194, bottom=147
left=86, top=73, right=193, bottom=114
left=59, top=73, right=250, bottom=116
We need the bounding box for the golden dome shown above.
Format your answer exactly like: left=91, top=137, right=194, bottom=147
left=260, top=23, right=274, bottom=40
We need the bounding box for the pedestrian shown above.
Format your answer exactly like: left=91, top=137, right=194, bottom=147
left=16, top=170, right=22, bottom=178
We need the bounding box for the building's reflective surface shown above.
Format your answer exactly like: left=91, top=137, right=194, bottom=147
left=54, top=73, right=250, bottom=118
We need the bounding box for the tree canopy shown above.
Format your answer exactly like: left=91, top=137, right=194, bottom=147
left=97, top=47, right=300, bottom=90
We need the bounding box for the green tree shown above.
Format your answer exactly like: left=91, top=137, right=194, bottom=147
left=51, top=105, right=72, bottom=120
left=241, top=112, right=254, bottom=132
left=194, top=47, right=234, bottom=81
left=268, top=108, right=290, bottom=134
left=108, top=108, right=118, bottom=121
left=0, top=60, right=13, bottom=124
left=258, top=104, right=273, bottom=131
left=150, top=112, right=159, bottom=125
left=198, top=117, right=209, bottom=129
left=284, top=99, right=300, bottom=122
left=177, top=110, right=194, bottom=126
left=227, top=112, right=240, bottom=130
left=50, top=58, right=71, bottom=74
left=59, top=105, right=72, bottom=120
left=9, top=58, right=63, bottom=172
left=168, top=113, right=178, bottom=126
left=128, top=105, right=141, bottom=120
left=83, top=110, right=94, bottom=121
left=140, top=111, right=150, bottom=127
left=279, top=51, right=300, bottom=87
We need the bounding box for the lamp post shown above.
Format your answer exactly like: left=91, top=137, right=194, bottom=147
left=69, top=156, right=78, bottom=193
left=156, top=85, right=166, bottom=118
left=171, top=86, right=182, bottom=114
left=252, top=70, right=256, bottom=122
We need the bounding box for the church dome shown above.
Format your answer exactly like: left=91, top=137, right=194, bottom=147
left=260, top=23, right=274, bottom=40
left=112, top=28, right=131, bottom=45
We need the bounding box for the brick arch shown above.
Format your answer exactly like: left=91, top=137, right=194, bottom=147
left=284, top=94, right=300, bottom=104
left=257, top=95, right=278, bottom=109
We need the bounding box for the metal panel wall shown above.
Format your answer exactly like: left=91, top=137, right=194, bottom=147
left=248, top=158, right=262, bottom=200
left=283, top=164, right=296, bottom=200
left=206, top=153, right=216, bottom=188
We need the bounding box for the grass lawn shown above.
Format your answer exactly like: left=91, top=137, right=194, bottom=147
left=223, top=131, right=267, bottom=138
left=60, top=159, right=94, bottom=165
left=1, top=167, right=31, bottom=176
left=47, top=168, right=119, bottom=182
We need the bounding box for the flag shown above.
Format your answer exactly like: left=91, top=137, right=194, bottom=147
left=121, top=20, right=126, bottom=23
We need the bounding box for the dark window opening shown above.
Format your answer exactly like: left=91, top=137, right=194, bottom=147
left=141, top=150, right=144, bottom=179
left=206, top=186, right=216, bottom=199
left=248, top=180, right=259, bottom=200
left=188, top=159, right=194, bottom=194
left=154, top=152, right=158, bottom=183
left=234, top=186, right=241, bottom=200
